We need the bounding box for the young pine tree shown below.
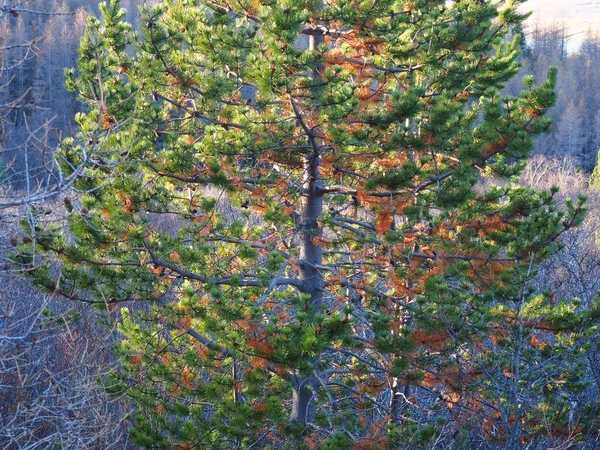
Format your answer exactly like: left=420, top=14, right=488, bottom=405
left=23, top=0, right=599, bottom=448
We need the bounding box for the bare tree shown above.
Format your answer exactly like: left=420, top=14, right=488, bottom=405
left=554, top=100, right=585, bottom=165
left=0, top=0, right=93, bottom=211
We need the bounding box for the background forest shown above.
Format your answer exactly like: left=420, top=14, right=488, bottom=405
left=2, top=0, right=600, bottom=449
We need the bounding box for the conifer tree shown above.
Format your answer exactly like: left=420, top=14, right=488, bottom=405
left=23, top=0, right=600, bottom=447
left=589, top=151, right=600, bottom=189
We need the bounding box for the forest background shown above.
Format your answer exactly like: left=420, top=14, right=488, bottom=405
left=2, top=0, right=600, bottom=448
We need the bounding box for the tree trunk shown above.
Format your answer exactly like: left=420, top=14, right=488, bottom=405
left=290, top=372, right=316, bottom=424
left=290, top=32, right=324, bottom=425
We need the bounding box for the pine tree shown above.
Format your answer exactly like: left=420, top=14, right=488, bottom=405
left=23, top=0, right=599, bottom=448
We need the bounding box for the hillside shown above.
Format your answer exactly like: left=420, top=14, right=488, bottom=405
left=522, top=0, right=600, bottom=45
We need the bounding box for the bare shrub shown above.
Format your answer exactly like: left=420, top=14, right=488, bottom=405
left=520, top=154, right=587, bottom=195
left=0, top=274, right=134, bottom=450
